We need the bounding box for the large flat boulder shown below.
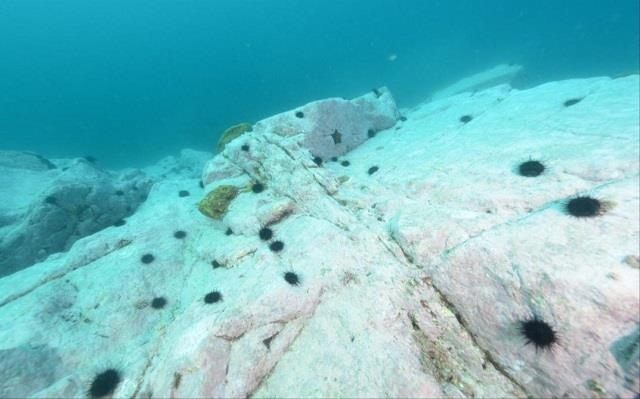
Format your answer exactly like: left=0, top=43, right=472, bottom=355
left=0, top=76, right=638, bottom=398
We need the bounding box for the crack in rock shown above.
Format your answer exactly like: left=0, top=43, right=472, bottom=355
left=0, top=238, right=132, bottom=307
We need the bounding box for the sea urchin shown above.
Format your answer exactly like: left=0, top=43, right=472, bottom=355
left=89, top=369, right=121, bottom=398
left=259, top=227, right=273, bottom=241
left=204, top=291, right=222, bottom=304
left=518, top=316, right=558, bottom=351
left=565, top=196, right=602, bottom=218
left=151, top=297, right=167, bottom=309
left=518, top=160, right=545, bottom=177
left=284, top=271, right=300, bottom=286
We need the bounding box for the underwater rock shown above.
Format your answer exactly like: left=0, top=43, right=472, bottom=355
left=0, top=155, right=153, bottom=277
left=0, top=151, right=57, bottom=171
left=250, top=86, right=399, bottom=160
left=431, top=63, right=523, bottom=101
left=144, top=148, right=211, bottom=180
left=216, top=123, right=253, bottom=153
left=0, top=76, right=638, bottom=398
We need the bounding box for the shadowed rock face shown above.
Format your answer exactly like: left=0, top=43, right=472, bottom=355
left=0, top=153, right=153, bottom=277
left=0, top=76, right=638, bottom=398
left=0, top=149, right=211, bottom=278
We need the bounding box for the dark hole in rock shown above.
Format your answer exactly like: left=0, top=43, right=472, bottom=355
left=331, top=130, right=342, bottom=144
left=564, top=98, right=582, bottom=107
left=263, top=334, right=278, bottom=349
left=141, top=254, right=155, bottom=264
left=252, top=182, right=264, bottom=193
left=460, top=115, right=473, bottom=123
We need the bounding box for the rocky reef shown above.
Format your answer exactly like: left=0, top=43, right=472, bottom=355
left=0, top=75, right=638, bottom=398
left=0, top=153, right=152, bottom=277
left=0, top=149, right=211, bottom=278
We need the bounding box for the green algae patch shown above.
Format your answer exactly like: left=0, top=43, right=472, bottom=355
left=198, top=185, right=239, bottom=219
left=216, top=123, right=253, bottom=153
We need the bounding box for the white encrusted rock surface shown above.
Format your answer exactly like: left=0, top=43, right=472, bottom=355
left=0, top=76, right=638, bottom=398
left=250, top=86, right=399, bottom=161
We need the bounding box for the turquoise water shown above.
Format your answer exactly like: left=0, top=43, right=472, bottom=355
left=0, top=0, right=638, bottom=167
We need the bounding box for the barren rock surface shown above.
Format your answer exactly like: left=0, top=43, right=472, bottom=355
left=0, top=76, right=638, bottom=398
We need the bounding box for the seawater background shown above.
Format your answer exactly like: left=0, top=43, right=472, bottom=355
left=1, top=0, right=638, bottom=168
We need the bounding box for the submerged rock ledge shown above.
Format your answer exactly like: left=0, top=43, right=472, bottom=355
left=0, top=76, right=638, bottom=398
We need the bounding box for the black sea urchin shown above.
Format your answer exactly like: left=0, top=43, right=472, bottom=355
left=565, top=196, right=602, bottom=217
left=284, top=271, right=300, bottom=286
left=519, top=316, right=558, bottom=351
left=204, top=291, right=222, bottom=304
left=269, top=240, right=284, bottom=252
left=89, top=369, right=121, bottom=398
left=259, top=227, right=273, bottom=241
left=151, top=297, right=167, bottom=309
left=518, top=160, right=545, bottom=177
